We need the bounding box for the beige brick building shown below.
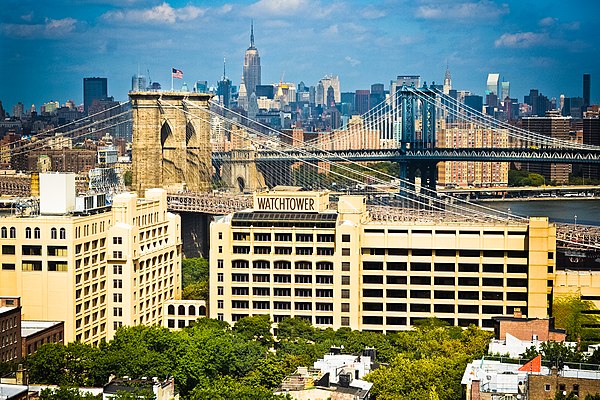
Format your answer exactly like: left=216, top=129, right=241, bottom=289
left=0, top=173, right=181, bottom=344
left=437, top=121, right=509, bottom=188
left=209, top=189, right=556, bottom=331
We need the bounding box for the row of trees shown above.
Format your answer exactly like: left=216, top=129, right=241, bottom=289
left=21, top=317, right=492, bottom=400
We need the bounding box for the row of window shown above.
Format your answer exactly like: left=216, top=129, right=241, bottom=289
left=2, top=245, right=68, bottom=257
left=362, top=261, right=528, bottom=273
left=74, top=221, right=108, bottom=239
left=166, top=305, right=207, bottom=316
left=362, top=276, right=528, bottom=286
left=1, top=226, right=66, bottom=239
left=2, top=261, right=68, bottom=272
left=232, top=232, right=337, bottom=242
left=361, top=302, right=512, bottom=314
left=362, top=248, right=530, bottom=258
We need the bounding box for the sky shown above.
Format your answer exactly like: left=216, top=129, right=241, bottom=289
left=1, top=0, right=599, bottom=112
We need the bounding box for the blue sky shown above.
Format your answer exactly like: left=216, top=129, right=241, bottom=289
left=1, top=0, right=599, bottom=111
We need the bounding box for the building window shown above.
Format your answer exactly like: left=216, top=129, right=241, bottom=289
left=341, top=289, right=350, bottom=299
left=218, top=300, right=224, bottom=309
left=2, top=245, right=15, bottom=255
left=34, top=227, right=41, bottom=239
left=341, top=317, right=350, bottom=326
left=218, top=232, right=223, bottom=240
left=217, top=259, right=223, bottom=268
left=544, top=384, right=550, bottom=391
left=113, top=293, right=123, bottom=302
left=168, top=305, right=175, bottom=315
left=9, top=227, right=15, bottom=238
left=342, top=276, right=350, bottom=285
left=51, top=228, right=58, bottom=239
left=113, top=265, right=123, bottom=274
left=25, top=227, right=31, bottom=239
left=342, top=234, right=350, bottom=242
left=113, top=237, right=123, bottom=245
left=218, top=273, right=224, bottom=282
left=113, top=251, right=123, bottom=259
left=217, top=286, right=224, bottom=295
left=113, top=279, right=122, bottom=289
left=22, top=261, right=42, bottom=271
left=0, top=227, right=6, bottom=238
left=341, top=303, right=350, bottom=312
left=113, top=307, right=122, bottom=317
left=217, top=313, right=223, bottom=321
left=342, top=248, right=350, bottom=256
left=341, top=262, right=350, bottom=271
left=218, top=246, right=223, bottom=253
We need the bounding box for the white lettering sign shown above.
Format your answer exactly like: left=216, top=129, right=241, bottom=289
left=257, top=197, right=316, bottom=212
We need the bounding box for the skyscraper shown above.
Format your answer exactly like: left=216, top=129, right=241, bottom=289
left=131, top=74, right=147, bottom=92
left=583, top=73, right=591, bottom=108
left=486, top=73, right=500, bottom=96
left=83, top=77, right=108, bottom=115
left=242, top=22, right=261, bottom=98
left=443, top=65, right=452, bottom=95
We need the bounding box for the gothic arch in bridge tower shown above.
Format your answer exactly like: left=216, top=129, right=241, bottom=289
left=130, top=92, right=213, bottom=195
left=220, top=149, right=267, bottom=193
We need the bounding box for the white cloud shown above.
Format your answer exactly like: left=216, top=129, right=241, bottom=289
left=361, top=6, right=386, bottom=19
left=539, top=17, right=557, bottom=27
left=245, top=0, right=339, bottom=18
left=344, top=56, right=360, bottom=67
left=246, top=0, right=309, bottom=16
left=1, top=17, right=78, bottom=38
left=416, top=1, right=509, bottom=21
left=102, top=2, right=206, bottom=24
left=494, top=32, right=548, bottom=48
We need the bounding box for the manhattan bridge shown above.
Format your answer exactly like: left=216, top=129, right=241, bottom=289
left=2, top=84, right=600, bottom=252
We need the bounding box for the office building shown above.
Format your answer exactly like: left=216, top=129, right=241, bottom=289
left=486, top=73, right=500, bottom=96
left=521, top=113, right=572, bottom=184
left=131, top=74, right=147, bottom=92
left=354, top=90, right=370, bottom=115
left=501, top=81, right=510, bottom=103
left=0, top=173, right=181, bottom=344
left=209, top=189, right=556, bottom=332
left=83, top=77, right=108, bottom=115
left=464, top=95, right=483, bottom=114
left=317, top=75, right=341, bottom=106
left=524, top=89, right=550, bottom=117
left=243, top=22, right=261, bottom=97
left=390, top=75, right=420, bottom=98
left=584, top=73, right=591, bottom=108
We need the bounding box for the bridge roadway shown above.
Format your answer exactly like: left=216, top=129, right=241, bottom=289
left=166, top=192, right=600, bottom=251
left=213, top=147, right=600, bottom=164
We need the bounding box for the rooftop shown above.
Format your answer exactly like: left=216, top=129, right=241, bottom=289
left=21, top=320, right=63, bottom=337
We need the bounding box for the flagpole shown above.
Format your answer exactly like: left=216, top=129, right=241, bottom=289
left=171, top=68, right=173, bottom=91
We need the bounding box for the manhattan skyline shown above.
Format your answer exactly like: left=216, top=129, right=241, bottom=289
left=1, top=0, right=599, bottom=109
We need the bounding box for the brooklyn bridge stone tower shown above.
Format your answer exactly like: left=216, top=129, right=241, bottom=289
left=130, top=92, right=212, bottom=195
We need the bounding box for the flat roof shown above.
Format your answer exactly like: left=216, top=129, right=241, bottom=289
left=0, top=306, right=18, bottom=315
left=0, top=384, right=28, bottom=398
left=21, top=320, right=63, bottom=337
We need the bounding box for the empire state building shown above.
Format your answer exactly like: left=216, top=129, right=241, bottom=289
left=242, top=22, right=261, bottom=97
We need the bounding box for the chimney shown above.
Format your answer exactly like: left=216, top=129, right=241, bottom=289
left=513, top=308, right=523, bottom=319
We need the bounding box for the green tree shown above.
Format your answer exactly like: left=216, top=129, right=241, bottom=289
left=190, top=376, right=290, bottom=400
left=123, top=170, right=132, bottom=187
left=553, top=295, right=599, bottom=342
left=276, top=317, right=315, bottom=341
left=181, top=258, right=210, bottom=300
left=27, top=342, right=102, bottom=386
left=234, top=315, right=274, bottom=347
left=111, top=390, right=155, bottom=400
left=182, top=257, right=209, bottom=288
left=39, top=386, right=100, bottom=400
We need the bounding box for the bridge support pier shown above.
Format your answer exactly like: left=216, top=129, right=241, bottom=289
left=221, top=149, right=267, bottom=193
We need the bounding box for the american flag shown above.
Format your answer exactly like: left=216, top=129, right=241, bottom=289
left=172, top=68, right=183, bottom=79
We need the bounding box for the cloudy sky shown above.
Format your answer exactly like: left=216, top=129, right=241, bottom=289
left=1, top=0, right=598, bottom=111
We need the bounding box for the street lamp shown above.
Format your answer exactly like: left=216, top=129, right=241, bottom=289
left=574, top=215, right=577, bottom=230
